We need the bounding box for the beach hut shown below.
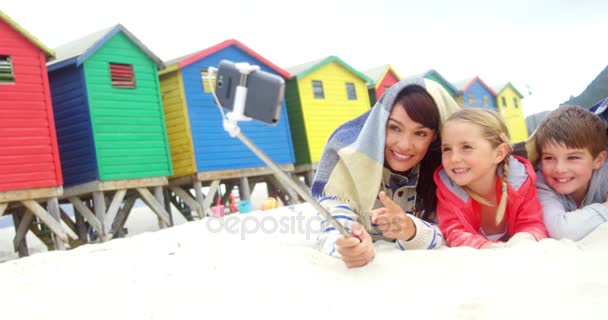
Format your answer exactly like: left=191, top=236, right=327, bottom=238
left=158, top=39, right=296, bottom=214
left=46, top=24, right=172, bottom=187
left=363, top=64, right=400, bottom=105
left=422, top=69, right=459, bottom=97
left=46, top=24, right=173, bottom=241
left=159, top=39, right=294, bottom=176
left=0, top=11, right=62, bottom=193
left=285, top=56, right=372, bottom=166
left=493, top=82, right=528, bottom=142
left=0, top=11, right=77, bottom=255
left=453, top=76, right=497, bottom=110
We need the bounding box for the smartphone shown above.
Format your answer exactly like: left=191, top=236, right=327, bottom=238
left=214, top=60, right=242, bottom=112
left=215, top=60, right=285, bottom=125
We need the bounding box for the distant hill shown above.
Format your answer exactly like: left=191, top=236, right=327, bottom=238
left=562, top=65, right=608, bottom=108
left=525, top=110, right=551, bottom=135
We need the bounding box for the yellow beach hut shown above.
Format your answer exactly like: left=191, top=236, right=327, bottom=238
left=285, top=56, right=372, bottom=165
left=493, top=82, right=528, bottom=142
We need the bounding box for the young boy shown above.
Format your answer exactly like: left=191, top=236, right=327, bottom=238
left=535, top=105, right=608, bottom=241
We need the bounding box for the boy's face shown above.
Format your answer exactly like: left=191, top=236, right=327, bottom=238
left=541, top=142, right=607, bottom=204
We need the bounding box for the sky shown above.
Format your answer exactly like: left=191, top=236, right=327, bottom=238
left=3, top=0, right=607, bottom=117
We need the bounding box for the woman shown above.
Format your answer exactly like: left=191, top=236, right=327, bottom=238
left=312, top=77, right=461, bottom=268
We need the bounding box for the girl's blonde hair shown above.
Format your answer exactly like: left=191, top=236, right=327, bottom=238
left=445, top=108, right=512, bottom=225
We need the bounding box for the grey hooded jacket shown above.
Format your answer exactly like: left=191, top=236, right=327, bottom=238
left=536, top=159, right=608, bottom=241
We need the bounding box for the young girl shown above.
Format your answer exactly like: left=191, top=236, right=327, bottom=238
left=433, top=108, right=547, bottom=248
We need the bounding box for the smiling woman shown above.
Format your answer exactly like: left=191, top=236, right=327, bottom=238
left=310, top=77, right=461, bottom=268
left=384, top=87, right=439, bottom=174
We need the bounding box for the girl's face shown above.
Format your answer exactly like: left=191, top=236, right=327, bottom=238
left=384, top=102, right=436, bottom=173
left=440, top=120, right=507, bottom=194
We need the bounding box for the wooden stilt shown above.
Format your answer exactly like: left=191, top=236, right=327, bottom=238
left=60, top=206, right=83, bottom=247
left=74, top=212, right=88, bottom=244
left=239, top=177, right=251, bottom=200
left=21, top=200, right=76, bottom=242
left=169, top=186, right=201, bottom=220
left=59, top=207, right=77, bottom=236
left=29, top=223, right=54, bottom=250
left=111, top=194, right=137, bottom=239
left=47, top=197, right=65, bottom=250
left=163, top=187, right=173, bottom=225
left=13, top=211, right=33, bottom=257
left=202, top=180, right=220, bottom=216
left=154, top=186, right=170, bottom=228
left=68, top=197, right=103, bottom=237
left=136, top=187, right=170, bottom=226
left=102, top=189, right=127, bottom=235
left=193, top=181, right=205, bottom=218
left=93, top=191, right=108, bottom=242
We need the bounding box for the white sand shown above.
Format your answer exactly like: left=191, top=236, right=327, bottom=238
left=0, top=203, right=607, bottom=320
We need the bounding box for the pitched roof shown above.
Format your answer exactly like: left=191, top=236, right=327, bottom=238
left=453, top=76, right=497, bottom=96
left=491, top=82, right=523, bottom=98
left=423, top=69, right=459, bottom=95
left=286, top=56, right=329, bottom=77
left=452, top=77, right=475, bottom=92
left=362, top=64, right=401, bottom=88
left=0, top=11, right=55, bottom=59
left=47, top=24, right=164, bottom=71
left=286, top=55, right=372, bottom=83
left=163, top=39, right=290, bottom=79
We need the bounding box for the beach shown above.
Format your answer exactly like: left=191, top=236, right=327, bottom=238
left=0, top=202, right=607, bottom=319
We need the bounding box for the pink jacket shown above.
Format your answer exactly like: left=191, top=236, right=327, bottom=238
left=434, top=155, right=548, bottom=248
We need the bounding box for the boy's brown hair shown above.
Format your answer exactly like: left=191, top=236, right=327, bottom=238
left=535, top=105, right=607, bottom=157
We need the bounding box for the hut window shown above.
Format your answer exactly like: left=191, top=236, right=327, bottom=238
left=312, top=80, right=324, bottom=99
left=0, top=55, right=15, bottom=84
left=110, top=63, right=135, bottom=89
left=483, top=95, right=489, bottom=107
left=468, top=93, right=475, bottom=106
left=501, top=96, right=507, bottom=108
left=346, top=82, right=357, bottom=100
left=513, top=97, right=519, bottom=108
left=201, top=70, right=216, bottom=93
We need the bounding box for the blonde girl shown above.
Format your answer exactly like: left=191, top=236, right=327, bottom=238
left=433, top=108, right=547, bottom=248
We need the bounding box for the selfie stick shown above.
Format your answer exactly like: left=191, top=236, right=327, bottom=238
left=218, top=63, right=353, bottom=238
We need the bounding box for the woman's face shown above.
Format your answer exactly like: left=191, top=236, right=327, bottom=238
left=384, top=102, right=437, bottom=173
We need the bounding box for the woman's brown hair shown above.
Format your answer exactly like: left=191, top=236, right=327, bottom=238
left=394, top=85, right=441, bottom=221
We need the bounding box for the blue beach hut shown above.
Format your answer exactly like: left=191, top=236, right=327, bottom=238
left=159, top=39, right=295, bottom=176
